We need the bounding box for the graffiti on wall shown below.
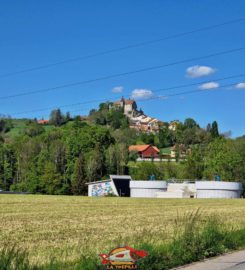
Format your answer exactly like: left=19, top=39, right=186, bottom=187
left=91, top=182, right=115, bottom=197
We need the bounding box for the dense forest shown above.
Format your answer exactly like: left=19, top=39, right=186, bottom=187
left=0, top=103, right=245, bottom=195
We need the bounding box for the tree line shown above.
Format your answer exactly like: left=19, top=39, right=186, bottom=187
left=0, top=105, right=244, bottom=195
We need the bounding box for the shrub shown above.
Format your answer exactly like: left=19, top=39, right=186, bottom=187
left=0, top=245, right=35, bottom=270
left=137, top=209, right=245, bottom=270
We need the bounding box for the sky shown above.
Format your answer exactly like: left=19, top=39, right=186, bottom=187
left=0, top=0, right=244, bottom=137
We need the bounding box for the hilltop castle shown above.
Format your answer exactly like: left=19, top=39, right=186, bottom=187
left=113, top=97, right=139, bottom=117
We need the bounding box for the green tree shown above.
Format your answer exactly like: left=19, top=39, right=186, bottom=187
left=204, top=138, right=242, bottom=181
left=65, top=112, right=71, bottom=122
left=233, top=137, right=245, bottom=194
left=206, top=123, right=211, bottom=132
left=0, top=118, right=13, bottom=133
left=140, top=133, right=155, bottom=145
left=115, top=143, right=128, bottom=175
left=183, top=145, right=205, bottom=179
left=184, top=118, right=198, bottom=129
left=158, top=127, right=172, bottom=148
left=25, top=122, right=45, bottom=137
left=86, top=144, right=104, bottom=182
left=210, top=121, right=219, bottom=138
left=72, top=152, right=87, bottom=195
left=165, top=160, right=178, bottom=179
left=0, top=144, right=16, bottom=190
left=105, top=145, right=117, bottom=174
left=131, top=162, right=164, bottom=180
left=49, top=109, right=65, bottom=126
left=41, top=162, right=64, bottom=194
left=182, top=128, right=198, bottom=146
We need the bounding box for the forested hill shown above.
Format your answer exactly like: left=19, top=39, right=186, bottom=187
left=0, top=105, right=245, bottom=195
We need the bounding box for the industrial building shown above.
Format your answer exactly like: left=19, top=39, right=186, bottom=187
left=87, top=177, right=243, bottom=199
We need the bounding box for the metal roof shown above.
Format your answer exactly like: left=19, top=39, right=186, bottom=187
left=110, top=175, right=132, bottom=180
left=86, top=175, right=132, bottom=185
left=86, top=179, right=110, bottom=185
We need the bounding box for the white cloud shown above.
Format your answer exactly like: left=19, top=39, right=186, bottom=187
left=186, top=65, right=216, bottom=78
left=112, top=86, right=123, bottom=93
left=198, top=82, right=219, bottom=90
left=131, top=89, right=153, bottom=100
left=235, top=82, right=245, bottom=89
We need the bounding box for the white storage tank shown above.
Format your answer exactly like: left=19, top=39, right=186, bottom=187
left=196, top=181, right=242, bottom=198
left=130, top=181, right=167, bottom=198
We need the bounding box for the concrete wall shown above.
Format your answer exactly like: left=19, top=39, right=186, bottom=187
left=156, top=183, right=196, bottom=198
left=130, top=181, right=167, bottom=198
left=196, top=181, right=242, bottom=198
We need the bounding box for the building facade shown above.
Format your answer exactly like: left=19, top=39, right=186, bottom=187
left=113, top=98, right=138, bottom=117
left=129, top=145, right=160, bottom=158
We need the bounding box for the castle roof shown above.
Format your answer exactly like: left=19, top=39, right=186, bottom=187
left=114, top=97, right=136, bottom=105
left=125, top=99, right=135, bottom=105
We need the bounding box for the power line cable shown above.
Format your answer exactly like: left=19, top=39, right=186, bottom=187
left=25, top=82, right=241, bottom=120
left=1, top=47, right=244, bottom=101
left=150, top=73, right=245, bottom=94
left=0, top=17, right=244, bottom=78
left=10, top=73, right=245, bottom=116
left=138, top=82, right=238, bottom=103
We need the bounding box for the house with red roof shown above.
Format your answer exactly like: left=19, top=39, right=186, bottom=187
left=38, top=119, right=49, bottom=124
left=129, top=144, right=160, bottom=158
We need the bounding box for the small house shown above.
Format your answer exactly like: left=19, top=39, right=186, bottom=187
left=129, top=145, right=160, bottom=158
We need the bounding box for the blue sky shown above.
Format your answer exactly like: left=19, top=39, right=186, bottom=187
left=0, top=0, right=244, bottom=137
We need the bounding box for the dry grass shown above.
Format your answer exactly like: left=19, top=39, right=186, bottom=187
left=0, top=195, right=245, bottom=265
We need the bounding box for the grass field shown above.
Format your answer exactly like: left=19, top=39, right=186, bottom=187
left=4, top=119, right=55, bottom=140
left=0, top=195, right=245, bottom=267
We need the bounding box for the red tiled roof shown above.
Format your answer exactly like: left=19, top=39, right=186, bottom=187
left=114, top=98, right=135, bottom=105
left=129, top=145, right=160, bottom=153
left=125, top=99, right=135, bottom=105
left=129, top=145, right=150, bottom=152
left=152, top=146, right=160, bottom=152
left=38, top=120, right=49, bottom=124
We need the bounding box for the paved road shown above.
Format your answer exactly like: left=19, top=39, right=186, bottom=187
left=174, top=250, right=245, bottom=270
left=226, top=262, right=245, bottom=270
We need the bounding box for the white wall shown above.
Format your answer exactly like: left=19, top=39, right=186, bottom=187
left=197, top=190, right=241, bottom=198
left=130, top=181, right=167, bottom=198
left=196, top=181, right=242, bottom=198
left=131, top=188, right=165, bottom=198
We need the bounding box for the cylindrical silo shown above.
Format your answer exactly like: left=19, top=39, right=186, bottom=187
left=130, top=181, right=167, bottom=198
left=196, top=181, right=242, bottom=198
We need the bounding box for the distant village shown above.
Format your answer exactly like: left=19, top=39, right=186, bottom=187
left=38, top=97, right=185, bottom=161
left=113, top=97, right=161, bottom=132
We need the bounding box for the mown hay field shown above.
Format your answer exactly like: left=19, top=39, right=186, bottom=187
left=0, top=195, right=245, bottom=265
